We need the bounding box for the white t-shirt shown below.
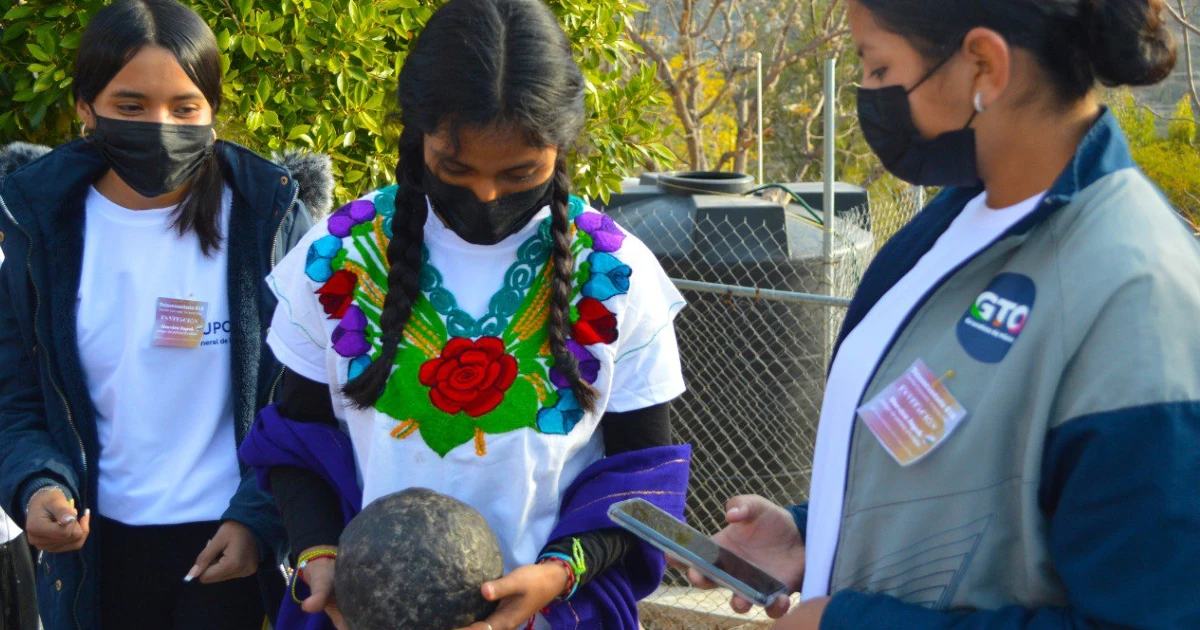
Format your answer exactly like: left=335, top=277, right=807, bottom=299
left=0, top=247, right=19, bottom=544
left=77, top=186, right=242, bottom=525
left=267, top=188, right=686, bottom=573
left=803, top=191, right=1046, bottom=599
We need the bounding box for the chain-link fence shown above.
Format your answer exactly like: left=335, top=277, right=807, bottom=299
left=636, top=189, right=924, bottom=629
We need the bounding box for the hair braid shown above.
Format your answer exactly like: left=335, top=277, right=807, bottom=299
left=342, top=130, right=429, bottom=408
left=547, top=156, right=599, bottom=413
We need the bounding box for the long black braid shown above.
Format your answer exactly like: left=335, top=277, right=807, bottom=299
left=342, top=129, right=429, bottom=408
left=548, top=155, right=599, bottom=413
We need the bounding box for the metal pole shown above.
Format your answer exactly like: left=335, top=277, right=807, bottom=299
left=670, top=279, right=853, bottom=308
left=756, top=52, right=764, bottom=186
left=823, top=57, right=837, bottom=363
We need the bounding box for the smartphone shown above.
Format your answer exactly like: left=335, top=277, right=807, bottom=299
left=607, top=498, right=789, bottom=607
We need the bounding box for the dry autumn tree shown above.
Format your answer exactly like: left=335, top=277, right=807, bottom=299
left=628, top=0, right=850, bottom=174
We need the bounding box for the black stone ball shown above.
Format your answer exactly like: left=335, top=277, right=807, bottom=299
left=335, top=488, right=503, bottom=630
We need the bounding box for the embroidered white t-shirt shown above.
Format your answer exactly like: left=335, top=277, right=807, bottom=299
left=803, top=190, right=1046, bottom=599
left=267, top=189, right=686, bottom=573
left=76, top=186, right=242, bottom=525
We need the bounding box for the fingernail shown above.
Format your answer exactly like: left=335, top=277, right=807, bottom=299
left=728, top=506, right=741, bottom=517
left=60, top=515, right=76, bottom=524
left=84, top=509, right=91, bottom=517
left=184, top=565, right=201, bottom=582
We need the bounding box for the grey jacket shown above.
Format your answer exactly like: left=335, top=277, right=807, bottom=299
left=796, top=110, right=1200, bottom=629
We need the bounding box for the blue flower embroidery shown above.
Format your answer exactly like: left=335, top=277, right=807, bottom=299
left=348, top=354, right=372, bottom=380
left=582, top=252, right=632, bottom=301
left=305, top=234, right=344, bottom=282
left=536, top=389, right=584, bottom=435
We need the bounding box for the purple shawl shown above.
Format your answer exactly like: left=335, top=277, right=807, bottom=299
left=240, top=404, right=692, bottom=630
left=239, top=405, right=361, bottom=630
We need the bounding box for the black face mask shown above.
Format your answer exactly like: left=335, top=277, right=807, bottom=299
left=86, top=111, right=215, bottom=198
left=856, top=54, right=982, bottom=188
left=423, top=166, right=554, bottom=245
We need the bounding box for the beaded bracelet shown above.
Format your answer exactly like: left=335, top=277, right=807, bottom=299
left=290, top=548, right=339, bottom=604
left=25, top=485, right=65, bottom=519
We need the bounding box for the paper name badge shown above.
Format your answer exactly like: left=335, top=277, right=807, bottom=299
left=152, top=298, right=209, bottom=348
left=857, top=359, right=968, bottom=467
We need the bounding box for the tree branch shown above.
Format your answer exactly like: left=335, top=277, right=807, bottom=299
left=1166, top=2, right=1200, bottom=36
left=1135, top=96, right=1198, bottom=125
left=1178, top=0, right=1200, bottom=122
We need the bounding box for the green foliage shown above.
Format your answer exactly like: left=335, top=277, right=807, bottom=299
left=0, top=0, right=671, bottom=204
left=1112, top=91, right=1157, bottom=146
left=1110, top=90, right=1200, bottom=225
left=1168, top=97, right=1197, bottom=145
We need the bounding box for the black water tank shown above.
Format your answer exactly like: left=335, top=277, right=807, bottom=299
left=596, top=172, right=872, bottom=534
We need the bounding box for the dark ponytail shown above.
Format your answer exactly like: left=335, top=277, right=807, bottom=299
left=176, top=151, right=224, bottom=256
left=548, top=155, right=600, bottom=412
left=343, top=128, right=429, bottom=408
left=1086, top=0, right=1178, bottom=89
left=74, top=0, right=226, bottom=255
left=341, top=0, right=594, bottom=411
left=858, top=0, right=1177, bottom=102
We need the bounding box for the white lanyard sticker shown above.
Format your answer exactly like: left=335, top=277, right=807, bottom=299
left=857, top=359, right=968, bottom=467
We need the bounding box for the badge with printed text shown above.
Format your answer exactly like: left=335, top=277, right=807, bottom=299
left=956, top=273, right=1036, bottom=363
left=857, top=359, right=968, bottom=467
left=152, top=297, right=208, bottom=348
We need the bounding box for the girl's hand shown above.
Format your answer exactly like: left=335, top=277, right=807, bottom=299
left=769, top=596, right=830, bottom=630
left=186, top=520, right=260, bottom=583
left=25, top=488, right=90, bottom=553
left=456, top=561, right=571, bottom=630
left=295, top=546, right=348, bottom=630
left=673, top=495, right=804, bottom=618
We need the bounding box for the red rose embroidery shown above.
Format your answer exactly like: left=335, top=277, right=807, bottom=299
left=315, top=270, right=358, bottom=319
left=571, top=297, right=618, bottom=345
left=418, top=337, right=518, bottom=417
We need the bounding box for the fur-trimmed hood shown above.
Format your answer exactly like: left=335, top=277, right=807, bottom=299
left=0, top=142, right=52, bottom=190
left=0, top=140, right=334, bottom=218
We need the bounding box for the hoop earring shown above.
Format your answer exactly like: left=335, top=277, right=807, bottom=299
left=973, top=92, right=987, bottom=113
left=80, top=124, right=91, bottom=139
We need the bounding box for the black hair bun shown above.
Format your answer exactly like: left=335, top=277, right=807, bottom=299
left=1087, top=0, right=1178, bottom=87
left=334, top=488, right=504, bottom=630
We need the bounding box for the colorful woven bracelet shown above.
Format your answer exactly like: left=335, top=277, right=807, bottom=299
left=537, top=553, right=579, bottom=602
left=290, top=548, right=339, bottom=604
left=298, top=548, right=339, bottom=568
left=569, top=537, right=588, bottom=579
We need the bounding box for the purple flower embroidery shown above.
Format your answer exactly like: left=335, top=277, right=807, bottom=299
left=332, top=305, right=371, bottom=358
left=328, top=200, right=378, bottom=238
left=550, top=339, right=600, bottom=388
left=575, top=213, right=626, bottom=253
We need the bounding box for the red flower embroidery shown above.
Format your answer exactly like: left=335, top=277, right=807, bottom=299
left=571, top=298, right=618, bottom=345
left=418, top=337, right=519, bottom=417
left=315, top=270, right=358, bottom=319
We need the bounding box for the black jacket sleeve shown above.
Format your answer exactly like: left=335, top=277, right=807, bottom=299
left=269, top=371, right=344, bottom=555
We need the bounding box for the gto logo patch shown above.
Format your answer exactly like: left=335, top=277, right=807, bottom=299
left=956, top=273, right=1036, bottom=363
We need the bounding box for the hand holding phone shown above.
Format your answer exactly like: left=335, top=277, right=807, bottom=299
left=607, top=498, right=793, bottom=609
